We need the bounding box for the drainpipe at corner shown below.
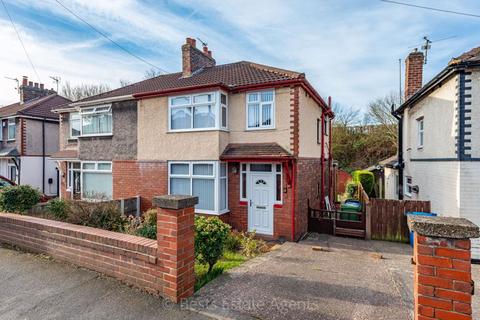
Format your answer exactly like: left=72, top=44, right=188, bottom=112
left=391, top=105, right=403, bottom=200
left=320, top=111, right=325, bottom=209
left=291, top=159, right=296, bottom=241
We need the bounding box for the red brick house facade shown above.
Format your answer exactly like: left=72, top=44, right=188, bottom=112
left=52, top=38, right=333, bottom=241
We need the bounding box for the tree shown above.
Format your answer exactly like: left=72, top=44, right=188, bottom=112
left=61, top=81, right=111, bottom=101
left=119, top=79, right=132, bottom=87
left=366, top=92, right=398, bottom=148
left=144, top=68, right=163, bottom=79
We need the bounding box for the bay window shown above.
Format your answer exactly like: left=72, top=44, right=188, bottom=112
left=81, top=162, right=112, bottom=200
left=168, top=161, right=228, bottom=214
left=81, top=105, right=112, bottom=136
left=168, top=92, right=228, bottom=131
left=246, top=90, right=275, bottom=130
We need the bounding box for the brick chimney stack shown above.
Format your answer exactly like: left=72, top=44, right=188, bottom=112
left=182, top=37, right=215, bottom=78
left=19, top=76, right=55, bottom=104
left=404, top=48, right=424, bottom=101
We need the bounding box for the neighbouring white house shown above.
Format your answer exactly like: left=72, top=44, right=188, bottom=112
left=0, top=76, right=70, bottom=196
left=393, top=46, right=480, bottom=259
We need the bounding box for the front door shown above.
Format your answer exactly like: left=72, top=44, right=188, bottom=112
left=248, top=172, right=274, bottom=235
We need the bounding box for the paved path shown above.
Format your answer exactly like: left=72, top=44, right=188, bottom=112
left=190, top=234, right=416, bottom=320
left=0, top=244, right=210, bottom=320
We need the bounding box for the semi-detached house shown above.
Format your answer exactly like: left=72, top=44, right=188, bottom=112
left=52, top=38, right=333, bottom=241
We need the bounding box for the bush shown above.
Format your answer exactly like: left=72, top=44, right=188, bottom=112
left=66, top=201, right=126, bottom=232
left=0, top=185, right=41, bottom=212
left=47, top=198, right=69, bottom=220
left=194, top=216, right=231, bottom=273
left=224, top=230, right=243, bottom=252
left=239, top=231, right=268, bottom=257
left=352, top=170, right=375, bottom=196
left=136, top=209, right=157, bottom=239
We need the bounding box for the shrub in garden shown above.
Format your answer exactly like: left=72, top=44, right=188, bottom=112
left=66, top=201, right=126, bottom=232
left=46, top=198, right=69, bottom=220
left=239, top=231, right=268, bottom=257
left=0, top=185, right=41, bottom=212
left=194, top=216, right=231, bottom=273
left=345, top=180, right=359, bottom=199
left=224, top=230, right=243, bottom=252
left=136, top=209, right=157, bottom=239
left=352, top=170, right=375, bottom=196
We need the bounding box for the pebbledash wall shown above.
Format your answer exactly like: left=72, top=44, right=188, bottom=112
left=0, top=195, right=196, bottom=303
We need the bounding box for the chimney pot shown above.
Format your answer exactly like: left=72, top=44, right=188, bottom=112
left=40, top=83, right=44, bottom=90
left=203, top=46, right=209, bottom=54
left=208, top=50, right=212, bottom=58
left=34, top=82, right=39, bottom=88
left=186, top=37, right=196, bottom=47
left=22, top=76, right=28, bottom=86
left=28, top=81, right=33, bottom=87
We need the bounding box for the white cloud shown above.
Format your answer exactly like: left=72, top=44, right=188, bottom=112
left=0, top=0, right=479, bottom=110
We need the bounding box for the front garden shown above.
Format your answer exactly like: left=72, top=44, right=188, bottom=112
left=0, top=185, right=269, bottom=291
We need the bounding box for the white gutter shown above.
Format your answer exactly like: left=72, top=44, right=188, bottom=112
left=52, top=94, right=134, bottom=113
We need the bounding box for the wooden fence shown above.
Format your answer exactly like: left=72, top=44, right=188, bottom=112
left=367, top=198, right=431, bottom=243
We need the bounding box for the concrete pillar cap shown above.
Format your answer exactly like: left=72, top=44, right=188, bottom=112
left=408, top=215, right=480, bottom=239
left=153, top=195, right=198, bottom=210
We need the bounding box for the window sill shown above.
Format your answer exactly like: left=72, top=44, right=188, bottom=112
left=79, top=134, right=113, bottom=138
left=245, top=127, right=276, bottom=131
left=167, top=128, right=223, bottom=133
left=417, top=146, right=424, bottom=150
left=195, top=209, right=230, bottom=215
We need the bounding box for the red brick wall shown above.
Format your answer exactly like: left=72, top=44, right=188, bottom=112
left=413, top=234, right=474, bottom=319
left=113, top=160, right=167, bottom=212
left=0, top=208, right=195, bottom=303
left=296, top=158, right=322, bottom=240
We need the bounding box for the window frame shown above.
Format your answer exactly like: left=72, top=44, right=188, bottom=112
left=69, top=112, right=81, bottom=139
left=168, top=91, right=228, bottom=132
left=79, top=104, right=113, bottom=137
left=245, top=90, right=275, bottom=131
left=7, top=117, right=16, bottom=141
left=79, top=161, right=113, bottom=201
left=0, top=119, right=3, bottom=141
left=324, top=116, right=329, bottom=136
left=317, top=118, right=321, bottom=144
left=405, top=176, right=413, bottom=198
left=168, top=161, right=228, bottom=215
left=417, top=117, right=424, bottom=149
left=7, top=160, right=17, bottom=183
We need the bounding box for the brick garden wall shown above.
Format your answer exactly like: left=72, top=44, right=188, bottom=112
left=0, top=199, right=195, bottom=303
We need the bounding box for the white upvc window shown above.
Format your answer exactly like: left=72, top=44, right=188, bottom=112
left=70, top=112, right=81, bottom=138
left=80, top=161, right=112, bottom=200
left=417, top=117, right=424, bottom=148
left=7, top=159, right=17, bottom=183
left=405, top=176, right=413, bottom=198
left=239, top=163, right=283, bottom=204
left=80, top=104, right=112, bottom=136
left=0, top=120, right=3, bottom=141
left=168, top=161, right=228, bottom=214
left=168, top=91, right=228, bottom=132
left=67, top=162, right=81, bottom=196
left=7, top=118, right=16, bottom=140
left=246, top=90, right=275, bottom=130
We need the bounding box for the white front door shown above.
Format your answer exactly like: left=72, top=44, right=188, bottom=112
left=248, top=172, right=274, bottom=235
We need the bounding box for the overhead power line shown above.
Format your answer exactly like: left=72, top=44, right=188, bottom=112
left=54, top=0, right=168, bottom=74
left=1, top=0, right=42, bottom=82
left=380, top=0, right=480, bottom=18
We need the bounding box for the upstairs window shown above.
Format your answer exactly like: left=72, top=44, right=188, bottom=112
left=246, top=90, right=275, bottom=130
left=324, top=116, right=329, bottom=136
left=70, top=112, right=81, bottom=138
left=417, top=117, right=424, bottom=148
left=220, top=93, right=228, bottom=129
left=81, top=105, right=112, bottom=136
left=169, top=93, right=216, bottom=131
left=7, top=118, right=15, bottom=140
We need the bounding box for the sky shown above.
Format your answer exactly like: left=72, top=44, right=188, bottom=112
left=0, top=0, right=479, bottom=110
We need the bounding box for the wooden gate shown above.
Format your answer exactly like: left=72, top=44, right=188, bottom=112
left=367, top=199, right=431, bottom=242
left=308, top=200, right=367, bottom=239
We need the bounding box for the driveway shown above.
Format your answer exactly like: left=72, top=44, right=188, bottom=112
left=0, top=244, right=210, bottom=320
left=190, top=233, right=414, bottom=319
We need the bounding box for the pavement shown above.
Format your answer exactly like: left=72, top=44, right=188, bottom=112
left=0, top=244, right=210, bottom=320
left=190, top=233, right=415, bottom=320
left=1, top=236, right=480, bottom=320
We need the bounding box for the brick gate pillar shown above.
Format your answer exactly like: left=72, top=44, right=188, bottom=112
left=408, top=216, right=479, bottom=320
left=153, top=195, right=198, bottom=303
